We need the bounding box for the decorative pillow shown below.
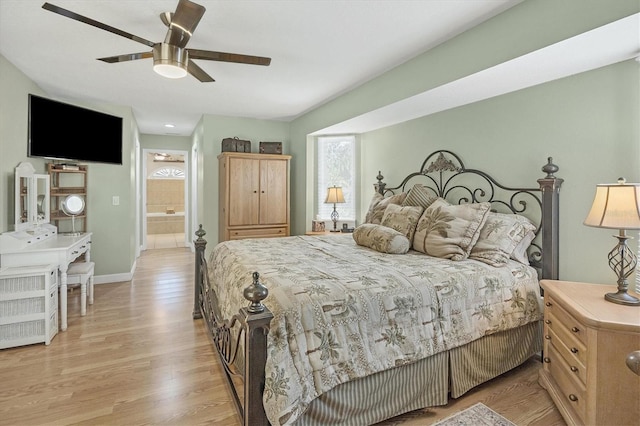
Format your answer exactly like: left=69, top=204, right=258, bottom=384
left=364, top=192, right=383, bottom=223
left=470, top=212, right=537, bottom=267
left=402, top=184, right=437, bottom=210
left=380, top=203, right=424, bottom=242
left=364, top=192, right=407, bottom=225
left=352, top=224, right=410, bottom=254
left=412, top=198, right=491, bottom=260
left=511, top=224, right=537, bottom=265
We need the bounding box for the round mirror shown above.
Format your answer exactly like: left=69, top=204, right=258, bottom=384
left=62, top=194, right=85, bottom=216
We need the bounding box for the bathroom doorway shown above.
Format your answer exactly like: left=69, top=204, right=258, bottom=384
left=143, top=149, right=189, bottom=250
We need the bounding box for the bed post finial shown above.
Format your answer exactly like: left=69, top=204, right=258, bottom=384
left=193, top=224, right=207, bottom=319
left=374, top=171, right=386, bottom=194
left=244, top=272, right=269, bottom=313
left=195, top=224, right=206, bottom=240
left=542, top=157, right=559, bottom=178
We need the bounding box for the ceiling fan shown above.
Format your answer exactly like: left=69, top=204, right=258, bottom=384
left=41, top=0, right=271, bottom=82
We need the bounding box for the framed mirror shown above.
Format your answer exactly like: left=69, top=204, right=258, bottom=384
left=14, top=162, right=50, bottom=231
left=35, top=174, right=50, bottom=225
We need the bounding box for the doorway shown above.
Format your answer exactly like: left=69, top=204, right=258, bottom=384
left=142, top=149, right=189, bottom=250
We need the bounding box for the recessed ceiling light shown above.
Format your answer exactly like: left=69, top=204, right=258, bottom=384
left=164, top=123, right=176, bottom=128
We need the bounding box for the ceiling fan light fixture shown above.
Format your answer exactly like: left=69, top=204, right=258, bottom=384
left=152, top=43, right=188, bottom=79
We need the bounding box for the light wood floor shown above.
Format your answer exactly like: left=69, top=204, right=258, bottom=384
left=146, top=233, right=186, bottom=249
left=0, top=247, right=565, bottom=426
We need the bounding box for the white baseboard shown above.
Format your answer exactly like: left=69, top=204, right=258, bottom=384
left=94, top=273, right=132, bottom=285
left=93, top=257, right=137, bottom=285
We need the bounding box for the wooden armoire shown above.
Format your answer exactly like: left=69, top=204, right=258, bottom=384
left=218, top=152, right=291, bottom=242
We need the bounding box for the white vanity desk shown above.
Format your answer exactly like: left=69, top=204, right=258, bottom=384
left=0, top=225, right=92, bottom=331
left=2, top=162, right=92, bottom=333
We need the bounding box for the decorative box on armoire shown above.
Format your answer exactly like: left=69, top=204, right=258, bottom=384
left=218, top=152, right=291, bottom=242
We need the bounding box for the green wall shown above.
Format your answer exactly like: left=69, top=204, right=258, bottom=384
left=0, top=54, right=138, bottom=280
left=197, top=115, right=290, bottom=244
left=0, top=55, right=48, bottom=232
left=289, top=0, right=640, bottom=285
left=360, top=61, right=639, bottom=285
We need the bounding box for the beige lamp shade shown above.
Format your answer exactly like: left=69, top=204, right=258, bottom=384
left=325, top=186, right=346, bottom=204
left=584, top=179, right=640, bottom=230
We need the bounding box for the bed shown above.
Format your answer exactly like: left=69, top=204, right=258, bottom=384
left=193, top=150, right=563, bottom=426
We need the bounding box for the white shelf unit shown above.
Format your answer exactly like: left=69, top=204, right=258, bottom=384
left=0, top=264, right=58, bottom=348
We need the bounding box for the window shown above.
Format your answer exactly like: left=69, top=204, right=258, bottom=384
left=316, top=136, right=356, bottom=222
left=150, top=167, right=184, bottom=179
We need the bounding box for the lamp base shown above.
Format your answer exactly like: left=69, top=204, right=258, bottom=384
left=605, top=290, right=640, bottom=306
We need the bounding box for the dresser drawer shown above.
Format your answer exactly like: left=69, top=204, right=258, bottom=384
left=67, top=245, right=86, bottom=263
left=545, top=295, right=586, bottom=345
left=548, top=327, right=586, bottom=385
left=545, top=311, right=587, bottom=368
left=546, top=343, right=587, bottom=422
left=229, top=227, right=288, bottom=240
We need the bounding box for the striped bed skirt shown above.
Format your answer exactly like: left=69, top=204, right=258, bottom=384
left=296, top=320, right=542, bottom=425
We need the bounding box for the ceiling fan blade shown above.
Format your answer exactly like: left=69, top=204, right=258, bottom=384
left=164, top=0, right=206, bottom=48
left=188, top=49, right=271, bottom=66
left=187, top=60, right=215, bottom=82
left=98, top=51, right=154, bottom=63
left=42, top=2, right=155, bottom=48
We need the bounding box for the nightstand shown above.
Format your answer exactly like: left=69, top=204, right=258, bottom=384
left=538, top=280, right=640, bottom=426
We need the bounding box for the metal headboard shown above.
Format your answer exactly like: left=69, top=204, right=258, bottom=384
left=374, top=150, right=563, bottom=280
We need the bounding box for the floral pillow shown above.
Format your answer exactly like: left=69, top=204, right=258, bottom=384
left=380, top=203, right=424, bottom=242
left=353, top=224, right=410, bottom=254
left=412, top=198, right=491, bottom=260
left=469, top=212, right=537, bottom=267
left=364, top=192, right=407, bottom=225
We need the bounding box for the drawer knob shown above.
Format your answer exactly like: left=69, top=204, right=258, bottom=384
left=544, top=319, right=551, bottom=325
left=543, top=357, right=551, bottom=363
left=570, top=347, right=578, bottom=354
left=570, top=366, right=578, bottom=373
left=545, top=302, right=552, bottom=307
left=544, top=335, right=551, bottom=340
left=568, top=394, right=578, bottom=402
left=571, top=326, right=580, bottom=333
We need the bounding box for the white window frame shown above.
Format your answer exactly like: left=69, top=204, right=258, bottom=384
left=315, top=135, right=357, bottom=227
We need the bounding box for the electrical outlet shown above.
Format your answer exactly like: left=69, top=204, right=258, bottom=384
left=112, top=196, right=120, bottom=206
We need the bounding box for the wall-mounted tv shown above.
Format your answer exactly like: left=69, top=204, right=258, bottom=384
left=28, top=94, right=123, bottom=165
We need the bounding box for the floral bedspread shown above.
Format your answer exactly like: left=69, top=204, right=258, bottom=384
left=208, top=234, right=542, bottom=425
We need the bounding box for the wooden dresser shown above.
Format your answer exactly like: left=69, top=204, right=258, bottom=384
left=539, top=280, right=640, bottom=426
left=218, top=152, right=291, bottom=242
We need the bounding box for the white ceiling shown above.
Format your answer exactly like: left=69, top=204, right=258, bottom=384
left=1, top=1, right=637, bottom=138
left=0, top=0, right=524, bottom=136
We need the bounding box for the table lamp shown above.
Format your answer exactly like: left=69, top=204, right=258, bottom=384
left=325, top=186, right=345, bottom=232
left=584, top=178, right=640, bottom=306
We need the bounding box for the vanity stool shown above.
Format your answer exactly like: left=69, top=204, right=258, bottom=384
left=65, top=261, right=95, bottom=317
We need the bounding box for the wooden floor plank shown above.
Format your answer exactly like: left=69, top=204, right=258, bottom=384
left=0, top=247, right=565, bottom=425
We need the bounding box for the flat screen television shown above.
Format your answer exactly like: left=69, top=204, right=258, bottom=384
left=28, top=94, right=123, bottom=165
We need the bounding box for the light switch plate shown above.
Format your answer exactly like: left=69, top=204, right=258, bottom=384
left=112, top=196, right=120, bottom=206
